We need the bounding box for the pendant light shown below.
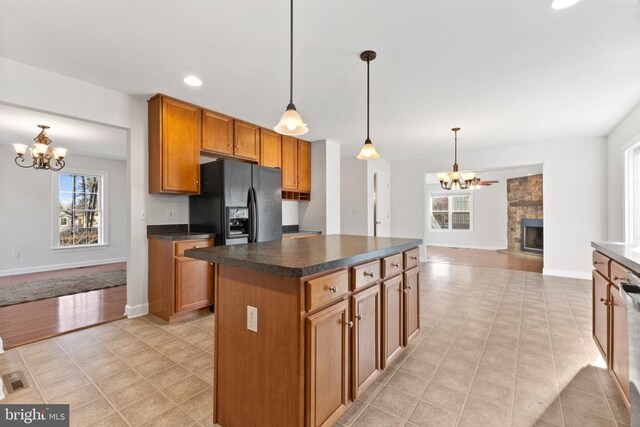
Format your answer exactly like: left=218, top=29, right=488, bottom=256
left=274, top=0, right=308, bottom=136
left=436, top=128, right=477, bottom=190
left=357, top=50, right=381, bottom=160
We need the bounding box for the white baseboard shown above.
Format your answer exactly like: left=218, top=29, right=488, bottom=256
left=125, top=303, right=149, bottom=318
left=0, top=257, right=126, bottom=277
left=426, top=243, right=508, bottom=251
left=543, top=268, right=592, bottom=280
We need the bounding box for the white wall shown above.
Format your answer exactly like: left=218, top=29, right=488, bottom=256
left=607, top=99, right=640, bottom=241
left=299, top=140, right=341, bottom=234
left=0, top=148, right=128, bottom=275
left=341, top=157, right=368, bottom=235
left=282, top=201, right=299, bottom=225
left=367, top=159, right=391, bottom=236
left=391, top=139, right=607, bottom=278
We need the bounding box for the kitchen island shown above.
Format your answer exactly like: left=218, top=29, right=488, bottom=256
left=186, top=235, right=422, bottom=427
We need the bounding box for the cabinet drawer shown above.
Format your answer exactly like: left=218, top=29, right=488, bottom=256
left=306, top=269, right=349, bottom=311
left=610, top=261, right=630, bottom=290
left=381, top=253, right=403, bottom=279
left=592, top=251, right=610, bottom=279
left=175, top=239, right=213, bottom=257
left=352, top=260, right=381, bottom=290
left=404, top=248, right=420, bottom=270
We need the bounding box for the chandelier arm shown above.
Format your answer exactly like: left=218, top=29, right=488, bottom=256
left=14, top=156, right=35, bottom=168
left=49, top=160, right=65, bottom=172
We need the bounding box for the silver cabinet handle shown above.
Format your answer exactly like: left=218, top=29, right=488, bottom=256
left=407, top=286, right=412, bottom=290
left=391, top=262, right=399, bottom=268
left=402, top=289, right=409, bottom=294
left=410, top=256, right=418, bottom=260
left=328, top=286, right=337, bottom=293
left=345, top=321, right=354, bottom=328
left=355, top=315, right=362, bottom=321
left=363, top=271, right=374, bottom=278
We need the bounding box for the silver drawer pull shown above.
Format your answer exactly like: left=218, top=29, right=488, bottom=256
left=355, top=315, right=362, bottom=321
left=363, top=271, right=374, bottom=278
left=407, top=286, right=412, bottom=290
left=345, top=321, right=354, bottom=328
left=328, top=286, right=337, bottom=293
left=410, top=256, right=418, bottom=260
left=402, top=289, right=409, bottom=294
left=391, top=262, right=400, bottom=268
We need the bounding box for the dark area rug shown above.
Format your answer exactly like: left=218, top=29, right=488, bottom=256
left=0, top=269, right=126, bottom=307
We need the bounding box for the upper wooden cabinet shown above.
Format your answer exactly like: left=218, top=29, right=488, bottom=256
left=201, top=109, right=234, bottom=156
left=298, top=140, right=311, bottom=192
left=234, top=120, right=260, bottom=162
left=148, top=94, right=201, bottom=194
left=281, top=137, right=311, bottom=194
left=259, top=128, right=282, bottom=168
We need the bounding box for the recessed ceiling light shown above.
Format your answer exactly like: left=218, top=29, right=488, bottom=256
left=551, top=0, right=582, bottom=10
left=183, top=76, right=202, bottom=87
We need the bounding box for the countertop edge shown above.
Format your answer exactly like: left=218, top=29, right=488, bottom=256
left=591, top=241, right=640, bottom=273
left=148, top=233, right=215, bottom=241
left=186, top=239, right=422, bottom=278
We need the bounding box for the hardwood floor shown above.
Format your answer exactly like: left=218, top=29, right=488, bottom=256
left=0, top=263, right=127, bottom=350
left=427, top=246, right=543, bottom=273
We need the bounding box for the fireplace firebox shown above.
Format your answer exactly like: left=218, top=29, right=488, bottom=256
left=521, top=219, right=543, bottom=254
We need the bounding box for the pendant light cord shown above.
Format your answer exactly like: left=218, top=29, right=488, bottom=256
left=454, top=129, right=457, bottom=164
left=289, top=0, right=294, bottom=104
left=366, top=58, right=370, bottom=140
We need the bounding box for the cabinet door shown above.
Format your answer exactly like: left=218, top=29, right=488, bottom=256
left=382, top=276, right=403, bottom=369
left=202, top=109, right=234, bottom=156
left=281, top=136, right=298, bottom=191
left=259, top=128, right=282, bottom=168
left=306, top=300, right=350, bottom=427
left=610, top=289, right=630, bottom=400
left=404, top=267, right=420, bottom=345
left=297, top=139, right=311, bottom=192
left=161, top=97, right=201, bottom=193
left=352, top=285, right=381, bottom=399
left=592, top=271, right=609, bottom=362
left=175, top=258, right=214, bottom=312
left=233, top=120, right=260, bottom=161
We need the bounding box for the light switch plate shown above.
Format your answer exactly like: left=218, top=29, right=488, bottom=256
left=247, top=306, right=258, bottom=333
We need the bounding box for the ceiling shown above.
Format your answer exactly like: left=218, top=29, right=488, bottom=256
left=1, top=0, right=639, bottom=161
left=0, top=103, right=128, bottom=160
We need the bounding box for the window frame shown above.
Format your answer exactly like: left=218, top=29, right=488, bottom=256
left=428, top=192, right=474, bottom=233
left=52, top=168, right=109, bottom=250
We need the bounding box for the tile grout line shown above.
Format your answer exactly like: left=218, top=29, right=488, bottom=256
left=506, top=271, right=525, bottom=425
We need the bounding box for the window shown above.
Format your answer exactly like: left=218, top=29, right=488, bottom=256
left=56, top=171, right=104, bottom=247
left=430, top=193, right=472, bottom=231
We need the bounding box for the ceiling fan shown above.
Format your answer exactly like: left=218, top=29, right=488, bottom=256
left=474, top=180, right=499, bottom=188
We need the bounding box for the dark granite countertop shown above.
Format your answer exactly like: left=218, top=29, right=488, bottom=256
left=282, top=230, right=322, bottom=237
left=592, top=241, right=640, bottom=273
left=185, top=234, right=422, bottom=277
left=148, top=232, right=215, bottom=241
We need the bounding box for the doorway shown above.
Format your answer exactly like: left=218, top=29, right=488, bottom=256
left=374, top=171, right=391, bottom=237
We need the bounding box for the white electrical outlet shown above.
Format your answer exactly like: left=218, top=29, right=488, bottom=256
left=12, top=251, right=20, bottom=259
left=166, top=209, right=175, bottom=221
left=247, top=306, right=258, bottom=333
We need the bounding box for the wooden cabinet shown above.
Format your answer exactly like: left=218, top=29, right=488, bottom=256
left=382, top=275, right=404, bottom=369
left=298, top=139, right=311, bottom=192
left=148, top=94, right=201, bottom=194
left=282, top=136, right=298, bottom=191
left=201, top=109, right=234, bottom=156
left=610, top=288, right=630, bottom=400
left=233, top=120, right=260, bottom=161
left=352, top=260, right=381, bottom=291
left=306, top=300, right=350, bottom=427
left=148, top=237, right=214, bottom=323
left=259, top=128, right=282, bottom=168
left=593, top=270, right=609, bottom=360
left=351, top=285, right=381, bottom=398
left=404, top=267, right=420, bottom=345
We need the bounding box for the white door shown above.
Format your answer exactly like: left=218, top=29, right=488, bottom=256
left=374, top=172, right=391, bottom=237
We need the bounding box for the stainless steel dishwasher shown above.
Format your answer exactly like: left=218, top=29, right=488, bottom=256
left=622, top=273, right=640, bottom=425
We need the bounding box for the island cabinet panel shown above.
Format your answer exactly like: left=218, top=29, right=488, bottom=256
left=404, top=267, right=420, bottom=345
left=259, top=128, right=282, bottom=168
left=201, top=109, right=234, bottom=156
left=382, top=253, right=403, bottom=279
left=148, top=95, right=201, bottom=194
left=281, top=136, right=298, bottom=191
left=233, top=120, right=260, bottom=161
left=297, top=139, right=311, bottom=192
left=306, top=269, right=349, bottom=311
left=382, top=275, right=404, bottom=369
left=404, top=248, right=420, bottom=270
left=174, top=258, right=213, bottom=312
left=592, top=271, right=609, bottom=361
left=593, top=250, right=610, bottom=280
left=306, top=300, right=350, bottom=427
left=610, top=261, right=630, bottom=289
left=351, top=284, right=381, bottom=399
left=610, top=288, right=630, bottom=402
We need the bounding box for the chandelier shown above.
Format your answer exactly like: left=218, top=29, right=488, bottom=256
left=437, top=127, right=479, bottom=190
left=13, top=125, right=67, bottom=171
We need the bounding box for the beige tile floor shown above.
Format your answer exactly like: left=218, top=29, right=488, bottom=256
left=0, top=263, right=633, bottom=426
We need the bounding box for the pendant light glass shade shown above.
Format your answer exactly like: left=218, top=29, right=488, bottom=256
left=357, top=139, right=380, bottom=160
left=274, top=103, right=308, bottom=136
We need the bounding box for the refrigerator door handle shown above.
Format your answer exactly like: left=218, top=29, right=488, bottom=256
left=252, top=187, right=259, bottom=242
left=247, top=188, right=255, bottom=243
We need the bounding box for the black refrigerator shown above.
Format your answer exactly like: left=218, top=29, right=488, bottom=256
left=189, top=159, right=282, bottom=245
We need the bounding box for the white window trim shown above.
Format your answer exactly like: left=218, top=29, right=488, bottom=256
left=51, top=168, right=109, bottom=250
left=428, top=191, right=474, bottom=233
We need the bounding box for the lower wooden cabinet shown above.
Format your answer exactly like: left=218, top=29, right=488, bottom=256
left=592, top=270, right=609, bottom=360
left=351, top=285, right=381, bottom=398
left=382, top=275, right=404, bottom=368
left=306, top=300, right=350, bottom=427
left=404, top=267, right=420, bottom=344
left=148, top=237, right=214, bottom=322
left=610, top=288, right=630, bottom=400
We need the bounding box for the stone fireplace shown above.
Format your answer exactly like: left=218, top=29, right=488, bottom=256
left=507, top=174, right=543, bottom=253
left=521, top=219, right=543, bottom=253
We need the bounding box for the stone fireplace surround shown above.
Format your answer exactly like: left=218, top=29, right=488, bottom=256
left=507, top=174, right=543, bottom=252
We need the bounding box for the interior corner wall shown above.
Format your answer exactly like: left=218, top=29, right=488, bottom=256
left=0, top=148, right=128, bottom=274
left=367, top=159, right=391, bottom=236
left=391, top=138, right=607, bottom=278
left=607, top=99, right=640, bottom=241
left=340, top=157, right=368, bottom=235
left=299, top=139, right=341, bottom=234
